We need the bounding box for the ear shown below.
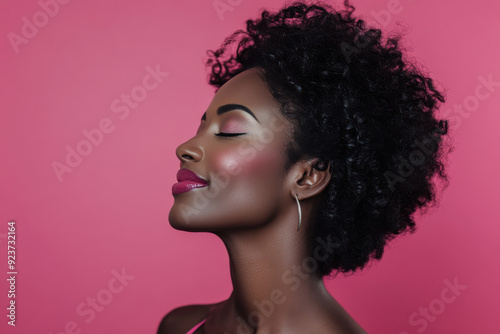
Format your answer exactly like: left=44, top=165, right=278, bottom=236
left=288, top=158, right=332, bottom=200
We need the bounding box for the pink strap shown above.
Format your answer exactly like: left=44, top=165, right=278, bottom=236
left=185, top=318, right=207, bottom=334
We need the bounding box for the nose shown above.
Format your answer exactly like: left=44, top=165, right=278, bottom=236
left=175, top=138, right=204, bottom=165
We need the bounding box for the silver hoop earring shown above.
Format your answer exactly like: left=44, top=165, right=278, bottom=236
left=295, top=193, right=302, bottom=231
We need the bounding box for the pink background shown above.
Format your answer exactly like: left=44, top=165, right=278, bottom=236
left=1, top=0, right=499, bottom=333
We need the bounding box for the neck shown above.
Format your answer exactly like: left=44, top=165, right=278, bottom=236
left=214, top=201, right=331, bottom=331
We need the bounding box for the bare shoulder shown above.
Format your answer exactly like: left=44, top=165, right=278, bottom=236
left=157, top=301, right=221, bottom=334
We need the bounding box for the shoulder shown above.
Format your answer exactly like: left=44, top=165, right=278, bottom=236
left=157, top=302, right=220, bottom=334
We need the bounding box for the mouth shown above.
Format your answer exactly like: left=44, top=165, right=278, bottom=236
left=172, top=168, right=208, bottom=195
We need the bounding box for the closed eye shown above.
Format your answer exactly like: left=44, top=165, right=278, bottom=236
left=215, top=132, right=247, bottom=137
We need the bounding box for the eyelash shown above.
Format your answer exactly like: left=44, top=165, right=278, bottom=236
left=215, top=132, right=247, bottom=137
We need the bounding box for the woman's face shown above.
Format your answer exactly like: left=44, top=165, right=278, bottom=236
left=169, top=67, right=295, bottom=231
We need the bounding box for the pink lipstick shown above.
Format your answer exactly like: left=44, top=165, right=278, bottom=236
left=172, top=168, right=208, bottom=195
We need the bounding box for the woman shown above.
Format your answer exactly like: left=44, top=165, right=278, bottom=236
left=159, top=1, right=450, bottom=333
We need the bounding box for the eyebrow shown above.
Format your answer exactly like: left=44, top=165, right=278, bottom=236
left=201, top=104, right=259, bottom=123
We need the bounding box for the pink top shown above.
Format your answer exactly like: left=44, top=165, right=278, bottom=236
left=185, top=318, right=207, bottom=334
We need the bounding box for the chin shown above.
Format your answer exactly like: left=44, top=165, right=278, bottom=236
left=168, top=206, right=190, bottom=230
left=168, top=203, right=205, bottom=231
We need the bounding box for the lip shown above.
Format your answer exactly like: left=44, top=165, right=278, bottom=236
left=172, top=168, right=208, bottom=195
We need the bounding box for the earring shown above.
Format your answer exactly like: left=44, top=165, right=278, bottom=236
left=295, top=193, right=302, bottom=231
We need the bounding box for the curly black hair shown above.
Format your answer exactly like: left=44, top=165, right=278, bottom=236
left=204, top=0, right=452, bottom=278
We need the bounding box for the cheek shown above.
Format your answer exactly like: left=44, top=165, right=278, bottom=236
left=209, top=142, right=284, bottom=186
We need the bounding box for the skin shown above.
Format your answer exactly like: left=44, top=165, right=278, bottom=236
left=162, top=67, right=367, bottom=334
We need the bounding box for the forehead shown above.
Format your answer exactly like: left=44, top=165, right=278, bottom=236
left=206, top=67, right=285, bottom=124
